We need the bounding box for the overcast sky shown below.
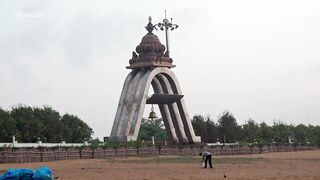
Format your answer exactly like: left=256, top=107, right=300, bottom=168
left=1, top=0, right=319, bottom=139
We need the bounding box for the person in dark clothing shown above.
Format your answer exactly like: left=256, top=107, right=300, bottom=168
left=199, top=151, right=213, bottom=168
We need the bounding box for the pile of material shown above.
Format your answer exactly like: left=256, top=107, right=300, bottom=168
left=0, top=166, right=53, bottom=180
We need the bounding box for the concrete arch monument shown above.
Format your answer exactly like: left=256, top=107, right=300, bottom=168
left=110, top=17, right=201, bottom=143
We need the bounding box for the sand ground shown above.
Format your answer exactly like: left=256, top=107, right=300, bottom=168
left=1, top=150, right=319, bottom=180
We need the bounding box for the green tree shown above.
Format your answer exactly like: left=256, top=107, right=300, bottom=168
left=138, top=118, right=167, bottom=141
left=312, top=126, right=320, bottom=145
left=0, top=108, right=16, bottom=142
left=293, top=124, right=308, bottom=144
left=191, top=115, right=208, bottom=142
left=90, top=138, right=102, bottom=148
left=60, top=114, right=93, bottom=143
left=218, top=111, right=241, bottom=143
left=11, top=106, right=42, bottom=142
left=2, top=105, right=94, bottom=143
left=303, top=125, right=320, bottom=145
left=272, top=121, right=293, bottom=144
left=241, top=119, right=261, bottom=143
left=205, top=116, right=219, bottom=143
left=260, top=122, right=273, bottom=143
left=33, top=106, right=61, bottom=142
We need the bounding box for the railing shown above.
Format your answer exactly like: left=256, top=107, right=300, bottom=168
left=0, top=144, right=319, bottom=164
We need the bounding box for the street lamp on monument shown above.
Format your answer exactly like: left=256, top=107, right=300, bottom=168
left=156, top=10, right=179, bottom=58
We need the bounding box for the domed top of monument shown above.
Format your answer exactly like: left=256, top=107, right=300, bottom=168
left=127, top=17, right=175, bottom=69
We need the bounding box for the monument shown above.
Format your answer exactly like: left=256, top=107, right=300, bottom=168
left=110, top=16, right=201, bottom=144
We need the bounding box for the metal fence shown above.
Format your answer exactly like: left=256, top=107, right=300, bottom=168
left=0, top=145, right=319, bottom=164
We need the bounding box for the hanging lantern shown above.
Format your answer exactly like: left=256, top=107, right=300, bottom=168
left=148, top=104, right=158, bottom=119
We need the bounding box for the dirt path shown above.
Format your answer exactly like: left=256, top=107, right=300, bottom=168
left=1, top=150, right=319, bottom=180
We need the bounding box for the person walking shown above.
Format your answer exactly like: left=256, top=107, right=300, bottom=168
left=199, top=151, right=213, bottom=168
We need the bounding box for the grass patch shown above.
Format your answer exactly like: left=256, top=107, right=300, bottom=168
left=106, top=156, right=264, bottom=164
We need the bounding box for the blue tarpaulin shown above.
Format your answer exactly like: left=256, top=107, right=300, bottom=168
left=32, top=167, right=52, bottom=180
left=0, top=167, right=52, bottom=180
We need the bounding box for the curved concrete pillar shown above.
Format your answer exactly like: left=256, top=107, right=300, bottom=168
left=110, top=70, right=137, bottom=137
left=162, top=73, right=201, bottom=143
left=157, top=74, right=188, bottom=143
left=151, top=77, right=178, bottom=142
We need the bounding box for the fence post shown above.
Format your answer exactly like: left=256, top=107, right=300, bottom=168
left=3, top=150, right=5, bottom=163
left=0, top=151, right=3, bottom=163
left=79, top=148, right=82, bottom=159
left=26, top=149, right=29, bottom=163
left=67, top=149, right=69, bottom=160
left=54, top=150, right=57, bottom=161
left=40, top=150, right=43, bottom=162
left=92, top=148, right=95, bottom=159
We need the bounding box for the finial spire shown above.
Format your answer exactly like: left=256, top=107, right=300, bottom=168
left=146, top=16, right=155, bottom=34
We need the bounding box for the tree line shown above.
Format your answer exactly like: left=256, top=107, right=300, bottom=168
left=192, top=111, right=320, bottom=145
left=2, top=105, right=319, bottom=145
left=0, top=105, right=93, bottom=143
